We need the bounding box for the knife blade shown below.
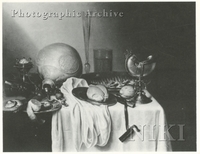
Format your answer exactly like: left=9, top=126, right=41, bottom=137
left=124, top=100, right=129, bottom=130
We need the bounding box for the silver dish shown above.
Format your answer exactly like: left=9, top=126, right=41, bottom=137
left=72, top=87, right=117, bottom=106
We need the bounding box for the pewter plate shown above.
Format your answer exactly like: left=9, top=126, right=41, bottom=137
left=72, top=87, right=117, bottom=106
left=27, top=99, right=62, bottom=114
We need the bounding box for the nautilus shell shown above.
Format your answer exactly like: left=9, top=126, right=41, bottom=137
left=125, top=52, right=156, bottom=77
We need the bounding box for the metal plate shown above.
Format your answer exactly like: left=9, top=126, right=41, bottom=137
left=27, top=99, right=62, bottom=114
left=72, top=87, right=117, bottom=106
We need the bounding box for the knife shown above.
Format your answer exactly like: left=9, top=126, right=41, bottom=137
left=119, top=125, right=140, bottom=142
left=115, top=94, right=135, bottom=108
left=114, top=94, right=129, bottom=130
left=124, top=100, right=129, bottom=130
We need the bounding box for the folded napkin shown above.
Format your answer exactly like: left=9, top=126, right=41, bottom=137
left=52, top=77, right=111, bottom=151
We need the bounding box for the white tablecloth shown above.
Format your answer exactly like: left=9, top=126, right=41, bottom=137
left=51, top=92, right=172, bottom=152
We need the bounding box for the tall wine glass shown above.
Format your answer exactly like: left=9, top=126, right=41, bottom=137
left=82, top=11, right=91, bottom=73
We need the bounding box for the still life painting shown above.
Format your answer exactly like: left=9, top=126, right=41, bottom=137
left=2, top=2, right=196, bottom=152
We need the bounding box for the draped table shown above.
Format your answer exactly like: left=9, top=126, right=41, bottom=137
left=51, top=90, right=172, bottom=152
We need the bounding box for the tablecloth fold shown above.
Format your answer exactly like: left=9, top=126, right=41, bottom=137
left=52, top=77, right=111, bottom=151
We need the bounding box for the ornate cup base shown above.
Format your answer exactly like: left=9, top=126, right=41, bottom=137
left=135, top=92, right=152, bottom=104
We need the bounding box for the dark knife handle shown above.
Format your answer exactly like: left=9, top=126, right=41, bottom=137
left=119, top=125, right=134, bottom=142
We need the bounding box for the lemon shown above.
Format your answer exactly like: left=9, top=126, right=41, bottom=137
left=120, top=85, right=135, bottom=99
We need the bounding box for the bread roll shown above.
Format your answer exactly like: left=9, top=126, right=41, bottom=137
left=87, top=85, right=109, bottom=102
